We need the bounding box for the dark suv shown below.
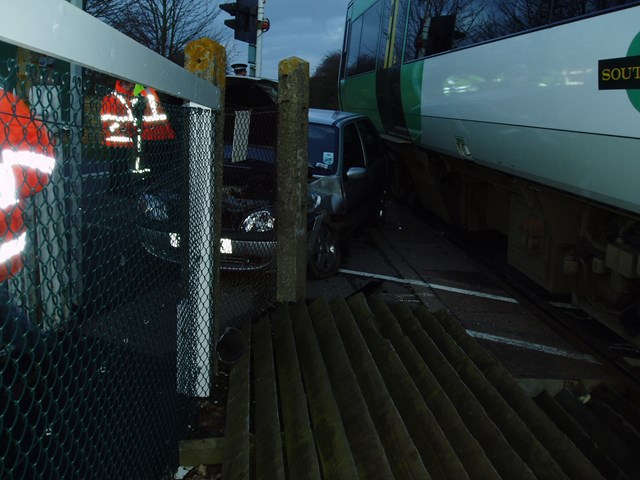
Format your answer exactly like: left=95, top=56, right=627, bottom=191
left=138, top=78, right=387, bottom=278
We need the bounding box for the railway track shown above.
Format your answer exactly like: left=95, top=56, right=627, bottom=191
left=349, top=199, right=640, bottom=478
left=421, top=211, right=640, bottom=394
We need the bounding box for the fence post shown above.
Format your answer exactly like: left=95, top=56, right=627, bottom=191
left=14, top=48, right=74, bottom=328
left=181, top=38, right=225, bottom=394
left=276, top=57, right=309, bottom=303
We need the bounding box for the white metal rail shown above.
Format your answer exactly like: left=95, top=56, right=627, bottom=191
left=0, top=0, right=220, bottom=397
left=0, top=0, right=220, bottom=109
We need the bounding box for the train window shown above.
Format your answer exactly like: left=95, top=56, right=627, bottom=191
left=475, top=0, right=552, bottom=41
left=551, top=0, right=637, bottom=22
left=345, top=0, right=383, bottom=76
left=401, top=0, right=640, bottom=59
left=404, top=0, right=480, bottom=62
left=346, top=16, right=363, bottom=75
left=379, top=0, right=409, bottom=69
left=472, top=0, right=638, bottom=42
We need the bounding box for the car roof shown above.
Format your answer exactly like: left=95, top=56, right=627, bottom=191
left=308, top=108, right=365, bottom=127
left=226, top=76, right=278, bottom=108
left=224, top=77, right=366, bottom=127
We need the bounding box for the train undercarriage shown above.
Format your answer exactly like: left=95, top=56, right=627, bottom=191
left=389, top=143, right=640, bottom=347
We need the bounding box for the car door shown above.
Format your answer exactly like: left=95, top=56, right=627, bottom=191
left=356, top=119, right=386, bottom=200
left=341, top=121, right=368, bottom=214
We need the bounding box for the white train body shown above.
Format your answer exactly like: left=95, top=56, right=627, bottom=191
left=417, top=8, right=640, bottom=214
left=339, top=0, right=640, bottom=343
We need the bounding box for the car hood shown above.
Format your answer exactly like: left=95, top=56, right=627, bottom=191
left=222, top=159, right=275, bottom=224
left=141, top=157, right=276, bottom=230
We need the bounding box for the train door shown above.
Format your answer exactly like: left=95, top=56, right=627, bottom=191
left=376, top=0, right=410, bottom=138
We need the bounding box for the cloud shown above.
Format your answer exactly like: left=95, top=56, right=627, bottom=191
left=260, top=16, right=344, bottom=78
left=219, top=0, right=348, bottom=80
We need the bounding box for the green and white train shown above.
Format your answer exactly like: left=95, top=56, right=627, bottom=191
left=339, top=0, right=640, bottom=343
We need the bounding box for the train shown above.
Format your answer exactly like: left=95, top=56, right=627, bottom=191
left=338, top=0, right=640, bottom=344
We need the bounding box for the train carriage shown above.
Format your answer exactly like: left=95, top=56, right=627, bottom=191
left=339, top=0, right=640, bottom=344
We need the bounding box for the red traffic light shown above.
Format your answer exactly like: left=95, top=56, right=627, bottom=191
left=259, top=18, right=270, bottom=32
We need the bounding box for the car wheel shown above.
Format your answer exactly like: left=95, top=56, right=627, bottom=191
left=308, top=222, right=341, bottom=279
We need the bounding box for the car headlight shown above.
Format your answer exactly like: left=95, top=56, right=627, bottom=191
left=241, top=209, right=275, bottom=232
left=139, top=193, right=169, bottom=221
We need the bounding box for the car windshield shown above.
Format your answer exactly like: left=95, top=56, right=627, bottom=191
left=308, top=123, right=338, bottom=175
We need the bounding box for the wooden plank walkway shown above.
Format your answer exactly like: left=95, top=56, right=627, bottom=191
left=214, top=293, right=612, bottom=479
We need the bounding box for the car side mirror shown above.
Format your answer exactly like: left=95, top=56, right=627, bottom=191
left=345, top=166, right=367, bottom=180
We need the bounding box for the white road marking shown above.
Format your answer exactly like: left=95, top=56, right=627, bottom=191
left=466, top=330, right=601, bottom=364
left=339, top=268, right=601, bottom=364
left=339, top=268, right=518, bottom=304
left=623, top=357, right=640, bottom=367
left=548, top=301, right=580, bottom=310
left=382, top=293, right=423, bottom=303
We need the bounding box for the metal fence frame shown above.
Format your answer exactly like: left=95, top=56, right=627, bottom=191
left=1, top=4, right=311, bottom=477
left=1, top=0, right=222, bottom=394
left=1, top=1, right=223, bottom=478
left=0, top=0, right=220, bottom=109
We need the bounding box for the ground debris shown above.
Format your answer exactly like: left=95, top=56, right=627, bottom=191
left=180, top=464, right=221, bottom=480
left=186, top=374, right=229, bottom=439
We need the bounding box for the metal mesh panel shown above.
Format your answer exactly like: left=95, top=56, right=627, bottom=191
left=219, top=103, right=278, bottom=332
left=0, top=60, right=219, bottom=479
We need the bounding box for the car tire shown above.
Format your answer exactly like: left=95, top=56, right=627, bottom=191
left=308, top=222, right=341, bottom=279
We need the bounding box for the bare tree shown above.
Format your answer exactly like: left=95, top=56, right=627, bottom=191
left=404, top=0, right=488, bottom=61
left=310, top=51, right=341, bottom=110
left=476, top=0, right=552, bottom=40
left=473, top=0, right=626, bottom=43
left=84, top=0, right=130, bottom=28
left=85, top=0, right=232, bottom=64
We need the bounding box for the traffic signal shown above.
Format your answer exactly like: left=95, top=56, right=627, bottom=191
left=220, top=0, right=258, bottom=44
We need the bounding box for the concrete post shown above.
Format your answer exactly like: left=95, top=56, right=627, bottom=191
left=276, top=57, right=309, bottom=303
left=181, top=38, right=225, bottom=394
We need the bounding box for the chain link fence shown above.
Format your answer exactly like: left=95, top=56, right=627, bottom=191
left=0, top=55, right=232, bottom=478
left=219, top=97, right=279, bottom=334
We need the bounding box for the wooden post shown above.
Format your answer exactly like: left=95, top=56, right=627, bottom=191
left=276, top=57, right=309, bottom=303
left=181, top=38, right=225, bottom=391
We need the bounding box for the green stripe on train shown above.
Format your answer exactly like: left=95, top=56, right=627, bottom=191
left=401, top=62, right=424, bottom=143
left=340, top=72, right=382, bottom=130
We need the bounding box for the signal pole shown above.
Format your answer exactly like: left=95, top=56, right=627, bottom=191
left=256, top=0, right=265, bottom=77
left=248, top=0, right=265, bottom=77
left=220, top=0, right=268, bottom=77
